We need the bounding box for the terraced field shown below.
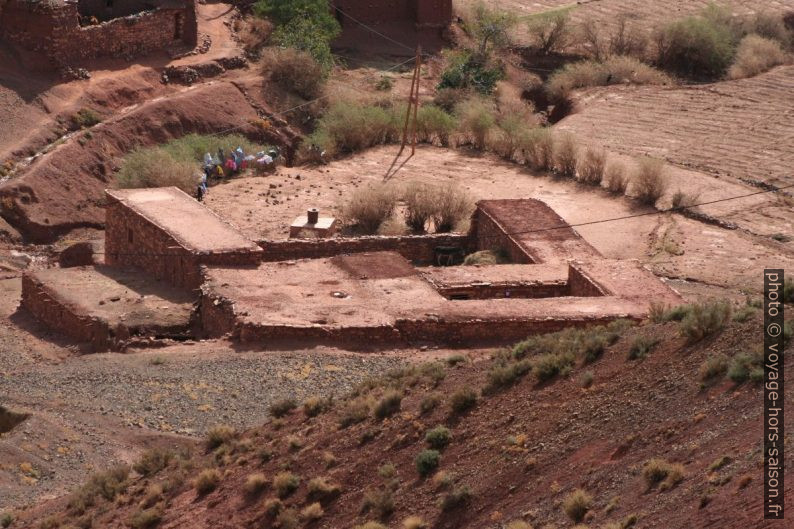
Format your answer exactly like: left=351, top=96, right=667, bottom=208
left=456, top=0, right=794, bottom=39
left=559, top=65, right=794, bottom=189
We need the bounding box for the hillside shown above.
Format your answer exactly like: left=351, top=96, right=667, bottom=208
left=12, top=311, right=792, bottom=529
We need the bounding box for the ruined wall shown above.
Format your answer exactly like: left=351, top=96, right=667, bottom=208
left=21, top=274, right=111, bottom=350
left=106, top=196, right=261, bottom=290
left=0, top=0, right=197, bottom=65
left=434, top=282, right=569, bottom=300
left=257, top=234, right=473, bottom=265
left=568, top=265, right=609, bottom=297
left=78, top=0, right=158, bottom=21
left=415, top=0, right=452, bottom=27
left=470, top=208, right=534, bottom=264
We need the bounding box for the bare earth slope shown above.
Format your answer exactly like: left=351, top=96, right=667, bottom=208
left=11, top=315, right=792, bottom=528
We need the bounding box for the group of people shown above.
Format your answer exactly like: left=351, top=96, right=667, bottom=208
left=195, top=146, right=279, bottom=202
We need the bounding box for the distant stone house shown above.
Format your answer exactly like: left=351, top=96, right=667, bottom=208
left=0, top=0, right=198, bottom=66
left=329, top=0, right=453, bottom=52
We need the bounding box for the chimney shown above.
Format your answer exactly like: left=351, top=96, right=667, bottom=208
left=307, top=208, right=319, bottom=224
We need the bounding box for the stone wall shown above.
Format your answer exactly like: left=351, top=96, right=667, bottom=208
left=434, top=282, right=570, bottom=300
left=569, top=264, right=609, bottom=297
left=257, top=234, right=473, bottom=265
left=0, top=0, right=198, bottom=66
left=105, top=195, right=261, bottom=290
left=470, top=207, right=535, bottom=264
left=21, top=274, right=111, bottom=350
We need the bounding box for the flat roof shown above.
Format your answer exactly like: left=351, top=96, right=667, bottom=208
left=107, top=187, right=260, bottom=253
left=478, top=199, right=601, bottom=263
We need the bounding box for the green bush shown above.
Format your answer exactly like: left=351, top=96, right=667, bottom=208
left=449, top=387, right=478, bottom=414
left=656, top=13, right=737, bottom=78
left=784, top=278, right=794, bottom=304
left=255, top=0, right=339, bottom=69
left=679, top=301, right=732, bottom=343
left=71, top=108, right=102, bottom=128
left=310, top=102, right=401, bottom=156
left=727, top=353, right=758, bottom=384
left=627, top=336, right=660, bottom=360
left=462, top=1, right=517, bottom=55
left=438, top=50, right=505, bottom=95
left=425, top=426, right=452, bottom=450
left=455, top=97, right=496, bottom=149
left=416, top=105, right=457, bottom=146
left=415, top=449, right=441, bottom=477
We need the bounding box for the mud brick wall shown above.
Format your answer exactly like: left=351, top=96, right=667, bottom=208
left=0, top=0, right=197, bottom=65
left=21, top=274, right=111, bottom=350
left=106, top=197, right=260, bottom=290
left=332, top=0, right=413, bottom=24
left=257, top=234, right=473, bottom=265
left=435, top=282, right=570, bottom=300
left=568, top=265, right=609, bottom=297
left=470, top=208, right=534, bottom=264
left=415, top=0, right=452, bottom=26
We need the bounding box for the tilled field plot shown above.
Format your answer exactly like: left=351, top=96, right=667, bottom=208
left=559, top=66, right=794, bottom=189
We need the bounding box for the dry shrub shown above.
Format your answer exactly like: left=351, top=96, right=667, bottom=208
left=562, top=489, right=592, bottom=523
left=402, top=516, right=427, bottom=529
left=604, top=161, right=629, bottom=194
left=431, top=183, right=475, bottom=233
left=300, top=502, right=324, bottom=521
left=526, top=8, right=572, bottom=54
left=547, top=56, right=671, bottom=100
left=273, top=472, right=300, bottom=499
left=128, top=507, right=163, bottom=529
left=518, top=128, right=555, bottom=170
left=205, top=425, right=237, bottom=450
left=403, top=182, right=436, bottom=233
left=579, top=15, right=649, bottom=60
left=643, top=459, right=685, bottom=491
left=455, top=97, right=496, bottom=149
left=728, top=34, right=789, bottom=79
left=463, top=249, right=510, bottom=266
left=194, top=469, right=221, bottom=495
left=68, top=465, right=130, bottom=515
left=553, top=133, right=578, bottom=178
left=361, top=487, right=395, bottom=520
left=310, top=102, right=401, bottom=157
left=679, top=300, right=732, bottom=344
left=489, top=96, right=538, bottom=161
left=416, top=105, right=458, bottom=146
left=577, top=147, right=606, bottom=186
left=671, top=189, right=701, bottom=209
left=239, top=17, right=273, bottom=54
left=244, top=473, right=268, bottom=497
left=343, top=184, right=398, bottom=234
left=268, top=48, right=326, bottom=99
left=116, top=149, right=198, bottom=194
left=633, top=158, right=668, bottom=206
left=655, top=12, right=736, bottom=78
left=307, top=477, right=341, bottom=503
left=303, top=396, right=332, bottom=418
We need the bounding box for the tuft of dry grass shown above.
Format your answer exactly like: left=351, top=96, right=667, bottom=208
left=728, top=34, right=789, bottom=79
left=342, top=183, right=398, bottom=234
left=205, top=425, right=236, bottom=451
left=402, top=516, right=428, bottom=529
left=303, top=396, right=332, bottom=418
left=307, top=477, right=342, bottom=503
left=577, top=147, right=607, bottom=186
left=633, top=158, right=668, bottom=206
left=116, top=149, right=199, bottom=194
left=273, top=472, right=300, bottom=499
left=562, top=488, right=592, bottom=522
left=243, top=473, right=268, bottom=497
left=455, top=97, right=497, bottom=149
left=300, top=502, right=324, bottom=521
left=643, top=458, right=685, bottom=491
left=267, top=48, right=326, bottom=99
left=604, top=161, right=629, bottom=194
left=519, top=128, right=555, bottom=171
left=547, top=56, right=671, bottom=100
left=403, top=182, right=437, bottom=233
left=194, top=469, right=221, bottom=495
left=431, top=183, right=475, bottom=233
left=553, top=133, right=579, bottom=178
